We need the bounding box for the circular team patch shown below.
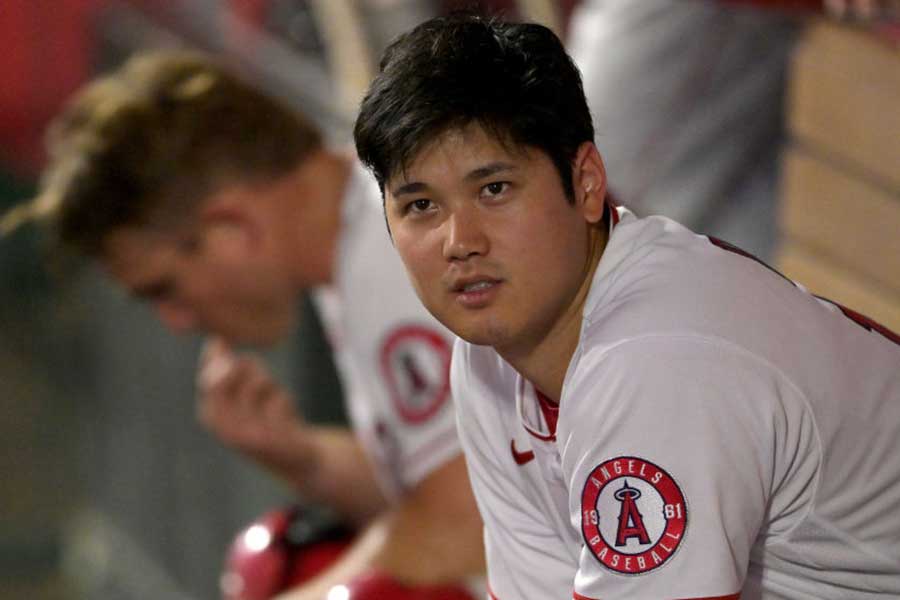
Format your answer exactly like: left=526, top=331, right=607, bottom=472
left=380, top=325, right=451, bottom=424
left=580, top=456, right=687, bottom=575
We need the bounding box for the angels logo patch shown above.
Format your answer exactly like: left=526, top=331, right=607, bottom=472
left=580, top=456, right=687, bottom=575
left=380, top=326, right=451, bottom=423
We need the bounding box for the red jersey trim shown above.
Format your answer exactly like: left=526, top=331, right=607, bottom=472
left=524, top=425, right=556, bottom=443
left=522, top=388, right=559, bottom=442
left=574, top=593, right=739, bottom=600
left=535, top=389, right=560, bottom=437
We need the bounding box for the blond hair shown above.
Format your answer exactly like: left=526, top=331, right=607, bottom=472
left=2, top=49, right=322, bottom=254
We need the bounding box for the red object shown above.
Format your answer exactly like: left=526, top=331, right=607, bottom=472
left=0, top=0, right=101, bottom=176
left=337, top=571, right=477, bottom=600
left=220, top=506, right=352, bottom=600
left=510, top=439, right=535, bottom=465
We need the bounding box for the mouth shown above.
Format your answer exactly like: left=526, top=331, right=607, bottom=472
left=450, top=276, right=502, bottom=308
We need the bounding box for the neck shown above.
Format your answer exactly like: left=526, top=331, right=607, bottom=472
left=499, top=222, right=608, bottom=403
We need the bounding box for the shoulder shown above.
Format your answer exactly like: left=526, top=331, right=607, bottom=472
left=563, top=332, right=811, bottom=447
left=570, top=331, right=791, bottom=395
left=586, top=214, right=810, bottom=361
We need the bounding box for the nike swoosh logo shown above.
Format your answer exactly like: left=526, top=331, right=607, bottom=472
left=510, top=439, right=535, bottom=466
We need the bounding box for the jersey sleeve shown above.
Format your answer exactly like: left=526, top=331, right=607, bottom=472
left=560, top=335, right=819, bottom=599
left=315, top=287, right=461, bottom=496
left=376, top=320, right=462, bottom=491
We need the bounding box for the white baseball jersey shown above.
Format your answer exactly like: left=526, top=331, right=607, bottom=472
left=453, top=207, right=900, bottom=599
left=312, top=160, right=460, bottom=499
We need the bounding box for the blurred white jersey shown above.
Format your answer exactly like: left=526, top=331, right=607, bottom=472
left=453, top=207, right=900, bottom=599
left=567, top=0, right=798, bottom=259
left=312, top=161, right=460, bottom=498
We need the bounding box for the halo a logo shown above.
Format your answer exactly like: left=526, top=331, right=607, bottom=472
left=580, top=456, right=687, bottom=575
left=380, top=326, right=451, bottom=423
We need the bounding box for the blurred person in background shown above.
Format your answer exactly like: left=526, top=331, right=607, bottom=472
left=5, top=50, right=484, bottom=600
left=567, top=0, right=898, bottom=261
left=567, top=0, right=802, bottom=261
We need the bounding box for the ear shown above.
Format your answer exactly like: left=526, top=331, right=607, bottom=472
left=197, top=200, right=262, bottom=259
left=572, top=141, right=607, bottom=224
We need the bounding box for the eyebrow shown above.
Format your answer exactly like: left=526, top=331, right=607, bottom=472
left=389, top=161, right=518, bottom=197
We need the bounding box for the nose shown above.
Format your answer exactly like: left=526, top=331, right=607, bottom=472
left=156, top=301, right=197, bottom=334
left=442, top=206, right=488, bottom=262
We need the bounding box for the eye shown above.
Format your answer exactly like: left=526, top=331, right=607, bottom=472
left=480, top=181, right=510, bottom=198
left=405, top=198, right=434, bottom=214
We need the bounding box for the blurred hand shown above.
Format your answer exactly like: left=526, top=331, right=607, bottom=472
left=197, top=336, right=312, bottom=473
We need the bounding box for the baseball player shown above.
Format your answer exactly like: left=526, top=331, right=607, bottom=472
left=353, top=13, right=900, bottom=599
left=15, top=51, right=483, bottom=599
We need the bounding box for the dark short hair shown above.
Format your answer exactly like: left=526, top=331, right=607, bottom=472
left=353, top=13, right=594, bottom=199
left=23, top=50, right=322, bottom=256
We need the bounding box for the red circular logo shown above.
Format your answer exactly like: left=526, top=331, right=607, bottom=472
left=580, top=456, right=687, bottom=575
left=380, top=325, right=451, bottom=424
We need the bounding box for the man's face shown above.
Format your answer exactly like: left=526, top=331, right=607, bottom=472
left=103, top=213, right=299, bottom=347
left=384, top=124, right=603, bottom=354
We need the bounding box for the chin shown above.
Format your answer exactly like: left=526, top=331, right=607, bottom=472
left=426, top=301, right=506, bottom=348
left=450, top=318, right=512, bottom=349
left=455, top=330, right=492, bottom=346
